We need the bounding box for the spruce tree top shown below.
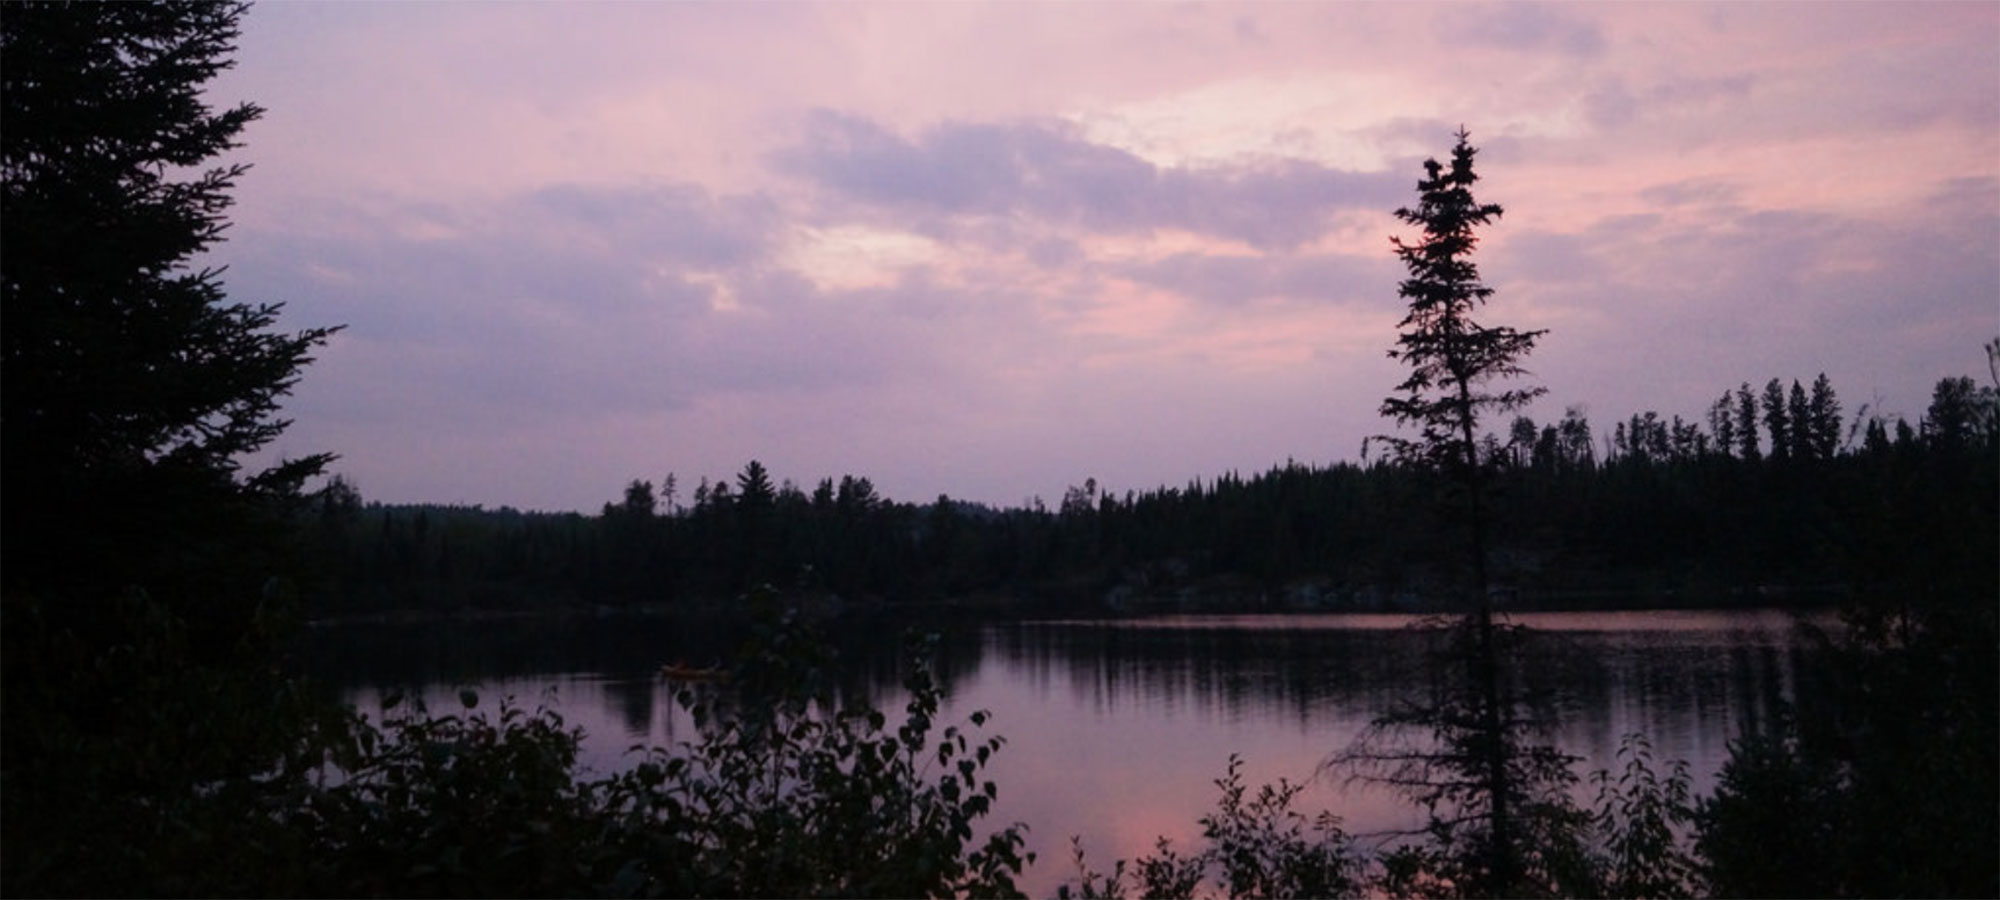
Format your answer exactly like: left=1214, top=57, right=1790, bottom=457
left=1378, top=128, right=1546, bottom=478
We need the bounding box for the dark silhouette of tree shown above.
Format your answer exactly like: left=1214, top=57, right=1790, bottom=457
left=1786, top=379, right=1813, bottom=462
left=1922, top=375, right=1997, bottom=452
left=1556, top=406, right=1595, bottom=471
left=1706, top=392, right=1737, bottom=460
left=737, top=460, right=778, bottom=512
left=1376, top=128, right=1548, bottom=495
left=2, top=4, right=344, bottom=893
left=625, top=479, right=660, bottom=518
left=1806, top=374, right=1842, bottom=461
left=2, top=0, right=338, bottom=624
left=1733, top=383, right=1761, bottom=462
left=1761, top=379, right=1791, bottom=464
left=1353, top=128, right=1568, bottom=897
left=1508, top=416, right=1538, bottom=468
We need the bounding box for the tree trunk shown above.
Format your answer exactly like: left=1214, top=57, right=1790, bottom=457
left=1459, top=375, right=1516, bottom=895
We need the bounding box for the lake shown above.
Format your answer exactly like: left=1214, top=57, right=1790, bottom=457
left=306, top=608, right=1827, bottom=896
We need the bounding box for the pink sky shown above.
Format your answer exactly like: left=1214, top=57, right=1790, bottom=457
left=216, top=2, right=1999, bottom=512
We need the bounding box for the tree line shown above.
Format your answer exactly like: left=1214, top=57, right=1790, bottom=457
left=302, top=367, right=1997, bottom=617
left=5, top=5, right=1992, bottom=896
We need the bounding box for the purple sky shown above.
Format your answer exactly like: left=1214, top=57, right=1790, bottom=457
left=215, top=2, right=2000, bottom=512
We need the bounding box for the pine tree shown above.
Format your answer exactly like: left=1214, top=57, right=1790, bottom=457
left=1734, top=383, right=1762, bottom=462
left=1374, top=124, right=1547, bottom=606
left=1807, top=373, right=1842, bottom=461
left=3, top=6, right=342, bottom=892
left=1377, top=129, right=1548, bottom=488
left=1355, top=129, right=1576, bottom=897
left=737, top=460, right=778, bottom=512
left=1762, top=379, right=1791, bottom=463
left=1786, top=380, right=1813, bottom=461
left=1707, top=392, right=1737, bottom=460
left=2, top=1, right=337, bottom=630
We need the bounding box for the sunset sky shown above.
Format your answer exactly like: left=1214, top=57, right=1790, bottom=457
left=214, top=2, right=1999, bottom=512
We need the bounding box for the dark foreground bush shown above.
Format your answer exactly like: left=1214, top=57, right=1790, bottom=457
left=294, top=609, right=1030, bottom=898
left=4, top=594, right=1029, bottom=898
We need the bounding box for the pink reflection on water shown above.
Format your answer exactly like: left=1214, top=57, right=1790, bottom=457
left=341, top=609, right=1821, bottom=898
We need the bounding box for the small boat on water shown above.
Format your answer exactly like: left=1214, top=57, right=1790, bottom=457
left=659, top=661, right=730, bottom=682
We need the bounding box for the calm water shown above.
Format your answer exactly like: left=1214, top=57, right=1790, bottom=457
left=307, top=609, right=1825, bottom=896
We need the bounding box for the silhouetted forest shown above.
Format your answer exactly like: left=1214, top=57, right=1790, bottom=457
left=303, top=371, right=1997, bottom=618
left=7, top=3, right=1996, bottom=896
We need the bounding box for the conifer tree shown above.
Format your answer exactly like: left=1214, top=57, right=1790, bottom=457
left=1355, top=128, right=1575, bottom=897
left=1762, top=379, right=1791, bottom=463
left=1377, top=129, right=1548, bottom=495
left=2, top=1, right=338, bottom=622
left=737, top=459, right=778, bottom=511
left=1734, top=383, right=1762, bottom=462
left=1707, top=392, right=1738, bottom=460
left=1807, top=373, right=1842, bottom=460
left=1786, top=380, right=1813, bottom=461
left=3, top=6, right=342, bottom=892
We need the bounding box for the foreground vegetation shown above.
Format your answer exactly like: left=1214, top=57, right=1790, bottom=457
left=5, top=4, right=1992, bottom=896
left=10, top=586, right=1991, bottom=898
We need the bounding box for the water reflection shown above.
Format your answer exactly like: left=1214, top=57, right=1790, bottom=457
left=309, top=609, right=1826, bottom=897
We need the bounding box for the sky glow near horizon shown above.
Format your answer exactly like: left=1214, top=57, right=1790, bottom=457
left=216, top=1, right=2000, bottom=513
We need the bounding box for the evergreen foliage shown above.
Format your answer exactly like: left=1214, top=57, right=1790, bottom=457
left=1375, top=127, right=1547, bottom=486
left=2, top=1, right=339, bottom=618
left=1697, top=597, right=1998, bottom=898
left=1, top=3, right=342, bottom=892
left=1355, top=127, right=1564, bottom=896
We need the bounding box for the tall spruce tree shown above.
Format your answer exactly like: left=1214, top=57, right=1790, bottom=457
left=3, top=5, right=344, bottom=892
left=1, top=0, right=337, bottom=627
left=1761, top=378, right=1791, bottom=463
left=1707, top=392, right=1737, bottom=460
left=1352, top=129, right=1581, bottom=897
left=1806, top=373, right=1841, bottom=460
left=1786, top=379, right=1813, bottom=461
left=1734, top=383, right=1761, bottom=462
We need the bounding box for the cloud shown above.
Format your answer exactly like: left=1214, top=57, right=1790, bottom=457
left=517, top=184, right=780, bottom=269
left=1113, top=250, right=1396, bottom=309
left=225, top=183, right=950, bottom=441
left=776, top=112, right=1403, bottom=250
left=1437, top=3, right=1606, bottom=58
left=1493, top=171, right=2000, bottom=424
left=1637, top=178, right=1744, bottom=210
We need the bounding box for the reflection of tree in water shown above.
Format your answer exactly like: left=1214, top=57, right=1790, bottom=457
left=312, top=611, right=1824, bottom=794
left=987, top=619, right=1818, bottom=783
left=1551, top=635, right=1812, bottom=781
left=308, top=611, right=992, bottom=737
left=307, top=612, right=927, bottom=683
left=992, top=623, right=1446, bottom=720
left=604, top=677, right=657, bottom=735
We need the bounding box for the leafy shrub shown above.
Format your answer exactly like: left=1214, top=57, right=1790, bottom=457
left=293, top=690, right=602, bottom=897
left=1582, top=735, right=1700, bottom=899
left=1058, top=754, right=1359, bottom=899
left=588, top=611, right=1033, bottom=898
